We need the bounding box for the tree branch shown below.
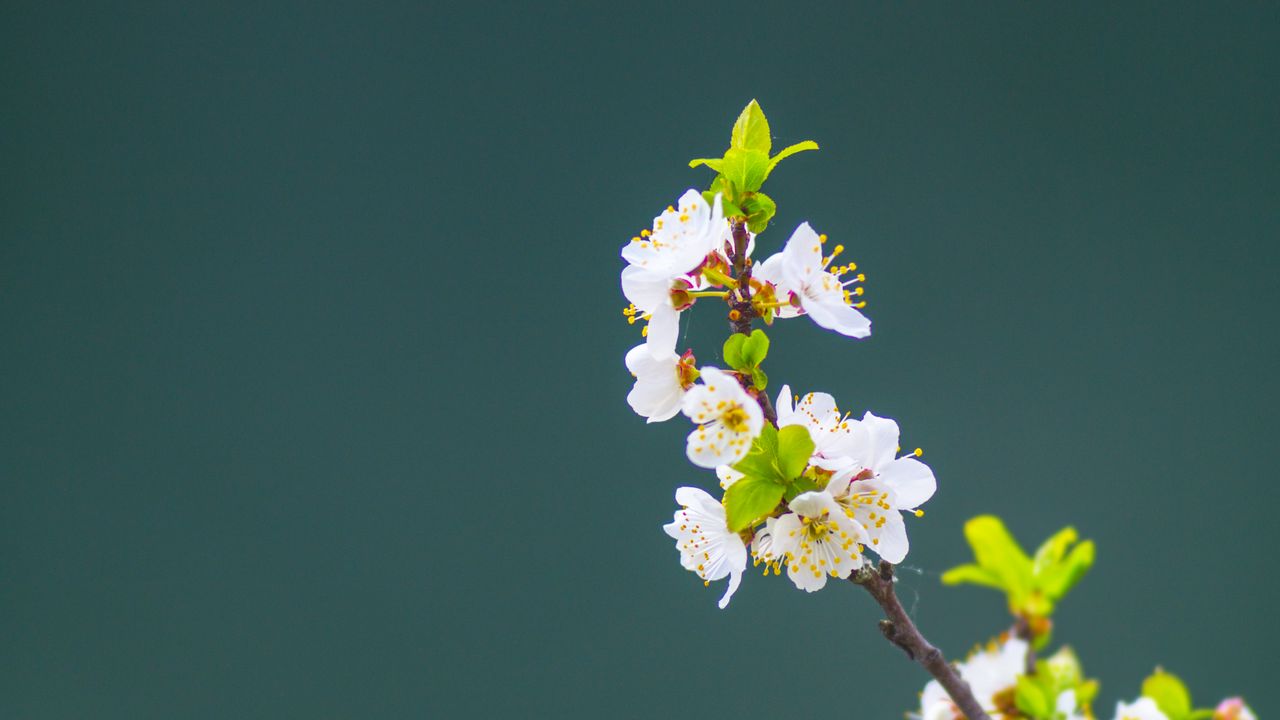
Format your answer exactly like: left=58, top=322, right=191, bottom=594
left=727, top=218, right=755, bottom=335
left=852, top=561, right=992, bottom=720
left=726, top=218, right=777, bottom=424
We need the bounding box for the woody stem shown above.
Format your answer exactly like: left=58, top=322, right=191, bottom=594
left=852, top=561, right=993, bottom=720
left=727, top=218, right=776, bottom=425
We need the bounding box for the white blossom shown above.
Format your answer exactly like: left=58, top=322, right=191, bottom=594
left=663, top=486, right=747, bottom=609
left=622, top=189, right=726, bottom=276
left=620, top=190, right=728, bottom=358
left=771, top=490, right=870, bottom=592
left=620, top=266, right=692, bottom=358
left=1115, top=698, right=1171, bottom=720
left=824, top=411, right=936, bottom=563
left=624, top=345, right=698, bottom=423
left=755, top=222, right=871, bottom=338
left=775, top=385, right=860, bottom=471
left=680, top=367, right=764, bottom=469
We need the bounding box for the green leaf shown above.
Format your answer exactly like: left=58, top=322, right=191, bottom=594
left=766, top=140, right=819, bottom=177
left=722, top=334, right=747, bottom=371
left=751, top=366, right=767, bottom=391
left=1043, top=647, right=1083, bottom=690
left=721, top=148, right=770, bottom=192
left=783, top=472, right=822, bottom=501
left=723, top=474, right=785, bottom=532
left=740, top=329, right=770, bottom=367
left=732, top=424, right=782, bottom=482
left=1015, top=676, right=1053, bottom=719
left=688, top=157, right=724, bottom=172
left=1023, top=590, right=1054, bottom=618
left=742, top=192, right=777, bottom=234
left=940, top=563, right=1004, bottom=590
left=963, top=515, right=1034, bottom=603
left=1076, top=680, right=1100, bottom=708
left=1032, top=526, right=1078, bottom=574
left=1038, top=540, right=1095, bottom=601
left=702, top=187, right=744, bottom=219
left=1142, top=669, right=1192, bottom=720
left=730, top=99, right=771, bottom=153
left=776, top=425, right=815, bottom=480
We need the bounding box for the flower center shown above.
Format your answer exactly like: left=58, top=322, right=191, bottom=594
left=676, top=351, right=700, bottom=390
left=720, top=405, right=750, bottom=433
left=801, top=513, right=834, bottom=541
left=817, top=235, right=868, bottom=309
left=668, top=278, right=695, bottom=310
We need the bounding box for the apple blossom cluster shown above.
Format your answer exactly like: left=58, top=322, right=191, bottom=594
left=621, top=185, right=924, bottom=607
left=619, top=101, right=1258, bottom=720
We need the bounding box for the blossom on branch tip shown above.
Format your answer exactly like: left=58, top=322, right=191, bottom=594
left=663, top=486, right=747, bottom=609
left=625, top=345, right=698, bottom=423
left=755, top=222, right=871, bottom=339
left=681, top=367, right=764, bottom=468
left=771, top=490, right=870, bottom=592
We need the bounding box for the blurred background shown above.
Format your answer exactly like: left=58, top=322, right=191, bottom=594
left=3, top=2, right=1276, bottom=717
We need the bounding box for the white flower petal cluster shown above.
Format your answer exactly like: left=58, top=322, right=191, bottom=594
left=775, top=384, right=937, bottom=564
left=1115, top=698, right=1171, bottom=720
left=775, top=385, right=855, bottom=471
left=624, top=345, right=698, bottom=423
left=622, top=189, right=727, bottom=275
left=920, top=637, right=1028, bottom=720
left=620, top=190, right=729, bottom=358
left=681, top=367, right=764, bottom=468
left=756, top=222, right=871, bottom=338
left=771, top=490, right=870, bottom=591
left=663, top=486, right=747, bottom=609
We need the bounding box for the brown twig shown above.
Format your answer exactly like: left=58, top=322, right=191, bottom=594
left=727, top=218, right=755, bottom=335
left=853, top=561, right=992, bottom=720
left=1012, top=616, right=1037, bottom=676
left=726, top=218, right=777, bottom=425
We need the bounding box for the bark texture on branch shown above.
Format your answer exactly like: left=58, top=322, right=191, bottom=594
left=726, top=218, right=776, bottom=424
left=853, top=561, right=992, bottom=720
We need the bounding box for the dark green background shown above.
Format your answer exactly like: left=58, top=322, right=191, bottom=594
left=3, top=2, right=1275, bottom=717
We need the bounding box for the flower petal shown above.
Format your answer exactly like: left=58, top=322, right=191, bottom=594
left=878, top=456, right=936, bottom=509
left=619, top=265, right=668, bottom=311
left=717, top=568, right=743, bottom=609
left=859, top=411, right=901, bottom=472
left=644, top=303, right=679, bottom=359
